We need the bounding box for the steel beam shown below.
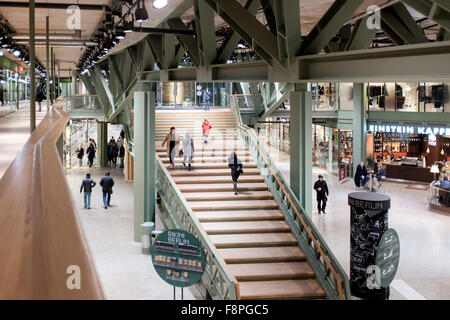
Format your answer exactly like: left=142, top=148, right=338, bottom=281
left=29, top=0, right=36, bottom=133
left=402, top=0, right=450, bottom=31
left=216, top=0, right=260, bottom=64
left=194, top=0, right=217, bottom=67
left=290, top=84, right=312, bottom=218
left=167, top=18, right=200, bottom=65
left=381, top=3, right=428, bottom=44
left=352, top=83, right=367, bottom=174
left=300, top=0, right=365, bottom=55
left=298, top=41, right=450, bottom=81
left=204, top=0, right=281, bottom=66
left=133, top=90, right=156, bottom=242
left=272, top=0, right=302, bottom=65
left=345, top=17, right=377, bottom=50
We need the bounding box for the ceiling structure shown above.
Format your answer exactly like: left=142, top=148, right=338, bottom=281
left=0, top=0, right=445, bottom=78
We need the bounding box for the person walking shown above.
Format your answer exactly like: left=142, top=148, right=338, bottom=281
left=203, top=87, right=212, bottom=111
left=100, top=172, right=115, bottom=209
left=119, top=142, right=125, bottom=169
left=87, top=142, right=96, bottom=168
left=202, top=119, right=212, bottom=144
left=161, top=127, right=179, bottom=169
left=181, top=132, right=195, bottom=170
left=0, top=82, right=4, bottom=106
left=354, top=162, right=369, bottom=188
left=76, top=144, right=84, bottom=167
left=228, top=152, right=244, bottom=195
left=36, top=83, right=46, bottom=112
left=112, top=142, right=118, bottom=168
left=313, top=175, right=329, bottom=214
left=107, top=142, right=113, bottom=167
left=80, top=173, right=96, bottom=210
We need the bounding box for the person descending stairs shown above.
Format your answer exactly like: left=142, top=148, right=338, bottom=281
left=155, top=109, right=326, bottom=300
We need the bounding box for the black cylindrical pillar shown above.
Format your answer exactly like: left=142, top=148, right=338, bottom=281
left=348, top=192, right=391, bottom=300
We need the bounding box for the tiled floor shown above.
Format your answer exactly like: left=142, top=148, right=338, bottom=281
left=259, top=135, right=450, bottom=300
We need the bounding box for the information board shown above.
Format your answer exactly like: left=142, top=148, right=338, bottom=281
left=151, top=229, right=206, bottom=288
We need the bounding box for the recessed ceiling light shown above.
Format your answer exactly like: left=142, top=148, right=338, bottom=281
left=153, top=0, right=168, bottom=9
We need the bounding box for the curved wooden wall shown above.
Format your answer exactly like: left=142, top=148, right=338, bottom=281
left=0, top=104, right=104, bottom=299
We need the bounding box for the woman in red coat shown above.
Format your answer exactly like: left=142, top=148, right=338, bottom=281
left=202, top=119, right=212, bottom=144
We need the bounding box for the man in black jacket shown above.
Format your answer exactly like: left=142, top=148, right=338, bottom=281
left=100, top=172, right=115, bottom=209
left=80, top=173, right=96, bottom=209
left=313, top=175, right=329, bottom=214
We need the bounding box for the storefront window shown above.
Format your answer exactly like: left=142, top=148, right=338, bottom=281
left=368, top=82, right=449, bottom=113
left=311, top=82, right=337, bottom=110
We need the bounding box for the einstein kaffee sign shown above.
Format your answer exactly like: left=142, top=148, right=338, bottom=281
left=369, top=124, right=450, bottom=136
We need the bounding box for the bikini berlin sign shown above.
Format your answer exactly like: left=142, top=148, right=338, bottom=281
left=369, top=124, right=450, bottom=136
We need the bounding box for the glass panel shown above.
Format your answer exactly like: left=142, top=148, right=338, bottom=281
left=311, top=82, right=336, bottom=110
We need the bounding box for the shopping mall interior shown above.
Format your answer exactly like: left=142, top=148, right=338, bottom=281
left=0, top=0, right=449, bottom=304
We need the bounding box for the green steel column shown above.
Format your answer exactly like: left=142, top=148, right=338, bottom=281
left=46, top=16, right=50, bottom=111
left=290, top=84, right=313, bottom=218
left=15, top=73, right=19, bottom=110
left=50, top=47, right=54, bottom=104
left=133, top=90, right=156, bottom=242
left=352, top=83, right=367, bottom=174
left=29, top=0, right=36, bottom=133
left=97, top=122, right=108, bottom=168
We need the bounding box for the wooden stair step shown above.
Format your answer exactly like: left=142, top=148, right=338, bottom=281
left=189, top=200, right=278, bottom=211
left=179, top=183, right=267, bottom=193
left=194, top=210, right=283, bottom=222
left=209, top=233, right=297, bottom=248
left=169, top=168, right=260, bottom=177
left=229, top=262, right=315, bottom=281
left=165, top=163, right=257, bottom=170
left=158, top=151, right=250, bottom=157
left=202, top=221, right=290, bottom=234
left=218, top=246, right=306, bottom=263
left=161, top=157, right=254, bottom=164
left=183, top=191, right=273, bottom=201
left=238, top=280, right=326, bottom=300
left=173, top=175, right=265, bottom=184
left=156, top=146, right=248, bottom=153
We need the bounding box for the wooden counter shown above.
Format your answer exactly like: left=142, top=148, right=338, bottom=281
left=383, top=164, right=434, bottom=183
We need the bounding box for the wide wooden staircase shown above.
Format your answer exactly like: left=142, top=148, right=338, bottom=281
left=156, top=109, right=326, bottom=300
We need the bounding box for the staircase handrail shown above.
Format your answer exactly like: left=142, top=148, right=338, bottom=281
left=155, top=157, right=240, bottom=300
left=231, top=95, right=351, bottom=300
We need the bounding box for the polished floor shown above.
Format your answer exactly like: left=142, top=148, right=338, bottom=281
left=65, top=166, right=203, bottom=300
left=0, top=102, right=46, bottom=179
left=260, top=136, right=450, bottom=300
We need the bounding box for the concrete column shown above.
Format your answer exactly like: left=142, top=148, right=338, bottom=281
left=97, top=122, right=108, bottom=168
left=71, top=69, right=78, bottom=95
left=352, top=83, right=367, bottom=174
left=290, top=84, right=313, bottom=218
left=133, top=90, right=156, bottom=242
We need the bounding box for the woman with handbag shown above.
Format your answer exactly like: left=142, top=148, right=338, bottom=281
left=161, top=127, right=179, bottom=169
left=228, top=152, right=244, bottom=195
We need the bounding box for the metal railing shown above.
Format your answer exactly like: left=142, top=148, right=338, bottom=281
left=156, top=157, right=240, bottom=300
left=63, top=94, right=102, bottom=114
left=0, top=101, right=104, bottom=299
left=231, top=95, right=351, bottom=300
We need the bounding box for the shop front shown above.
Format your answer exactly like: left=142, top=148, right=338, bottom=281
left=367, top=123, right=450, bottom=183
